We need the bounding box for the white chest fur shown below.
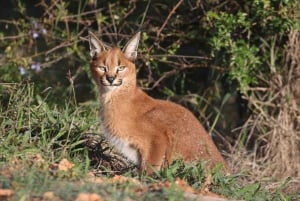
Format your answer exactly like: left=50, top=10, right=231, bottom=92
left=102, top=128, right=139, bottom=165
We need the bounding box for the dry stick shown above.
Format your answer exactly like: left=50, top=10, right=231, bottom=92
left=41, top=52, right=73, bottom=68
left=45, top=41, right=73, bottom=55
left=156, top=0, right=185, bottom=39
left=139, top=0, right=151, bottom=30
left=123, top=2, right=137, bottom=20
left=108, top=3, right=118, bottom=39
left=151, top=54, right=210, bottom=60
left=141, top=69, right=177, bottom=91
left=46, top=28, right=86, bottom=55
left=0, top=33, right=28, bottom=40
left=61, top=8, right=104, bottom=20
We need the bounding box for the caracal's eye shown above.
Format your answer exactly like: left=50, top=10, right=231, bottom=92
left=97, top=66, right=107, bottom=72
left=117, top=65, right=125, bottom=71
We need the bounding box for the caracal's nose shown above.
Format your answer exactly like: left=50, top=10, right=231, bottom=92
left=106, top=76, right=115, bottom=84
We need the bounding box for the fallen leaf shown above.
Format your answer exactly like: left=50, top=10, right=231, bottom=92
left=110, top=175, right=128, bottom=183
left=175, top=178, right=195, bottom=193
left=58, top=159, right=74, bottom=171
left=148, top=181, right=171, bottom=192
left=34, top=153, right=45, bottom=163
left=0, top=189, right=14, bottom=197
left=75, top=193, right=103, bottom=201
left=199, top=189, right=224, bottom=198
left=43, top=191, right=61, bottom=201
left=110, top=175, right=141, bottom=186
left=123, top=197, right=134, bottom=201
left=86, top=172, right=105, bottom=184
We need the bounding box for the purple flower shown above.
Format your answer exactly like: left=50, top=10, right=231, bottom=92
left=31, top=62, right=41, bottom=72
left=19, top=66, right=26, bottom=76
left=42, top=28, right=47, bottom=35
left=32, top=32, right=39, bottom=39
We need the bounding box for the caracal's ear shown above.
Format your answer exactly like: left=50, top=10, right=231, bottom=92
left=122, top=32, right=141, bottom=61
left=88, top=31, right=106, bottom=59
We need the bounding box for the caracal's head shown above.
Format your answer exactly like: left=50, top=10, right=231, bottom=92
left=88, top=31, right=140, bottom=93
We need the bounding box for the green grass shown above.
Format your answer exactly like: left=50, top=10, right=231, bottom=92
left=0, top=83, right=298, bottom=201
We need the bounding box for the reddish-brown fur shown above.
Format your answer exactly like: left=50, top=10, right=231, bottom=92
left=88, top=31, right=229, bottom=174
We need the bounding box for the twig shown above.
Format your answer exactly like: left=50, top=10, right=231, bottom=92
left=40, top=52, right=73, bottom=68
left=46, top=41, right=73, bottom=55
left=144, top=69, right=177, bottom=90
left=108, top=3, right=118, bottom=38
left=123, top=1, right=137, bottom=20
left=61, top=8, right=104, bottom=20
left=156, top=0, right=184, bottom=39
left=138, top=0, right=151, bottom=30
left=0, top=33, right=28, bottom=40
left=151, top=54, right=210, bottom=60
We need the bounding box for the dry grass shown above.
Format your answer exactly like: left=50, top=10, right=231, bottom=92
left=230, top=29, right=300, bottom=194
left=83, top=133, right=137, bottom=176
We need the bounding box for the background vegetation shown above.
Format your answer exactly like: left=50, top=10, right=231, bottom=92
left=0, top=0, right=300, bottom=200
